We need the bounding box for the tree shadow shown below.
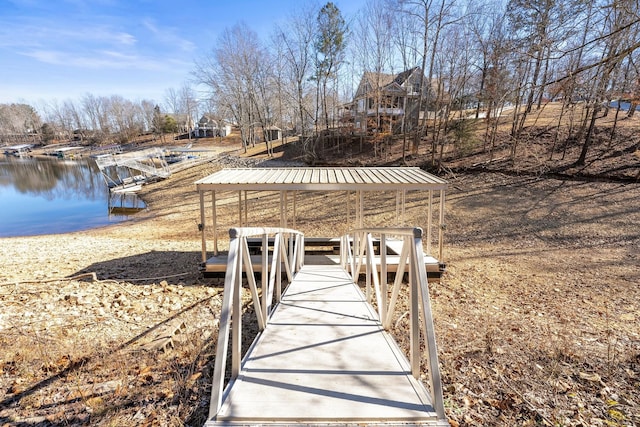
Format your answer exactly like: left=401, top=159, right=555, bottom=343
left=71, top=250, right=211, bottom=286
left=446, top=175, right=640, bottom=261
left=0, top=291, right=219, bottom=426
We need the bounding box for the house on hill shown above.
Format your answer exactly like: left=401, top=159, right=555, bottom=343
left=194, top=115, right=232, bottom=138
left=339, top=67, right=442, bottom=135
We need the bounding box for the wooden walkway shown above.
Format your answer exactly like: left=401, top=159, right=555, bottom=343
left=206, top=264, right=447, bottom=426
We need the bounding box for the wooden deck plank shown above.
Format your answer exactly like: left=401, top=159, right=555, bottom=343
left=212, top=265, right=437, bottom=424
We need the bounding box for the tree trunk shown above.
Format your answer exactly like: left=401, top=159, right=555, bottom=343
left=576, top=104, right=600, bottom=166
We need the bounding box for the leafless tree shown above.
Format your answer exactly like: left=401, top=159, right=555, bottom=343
left=194, top=23, right=272, bottom=151
left=273, top=3, right=318, bottom=137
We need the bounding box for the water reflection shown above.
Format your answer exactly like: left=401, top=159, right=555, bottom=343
left=0, top=156, right=146, bottom=237
left=1, top=156, right=103, bottom=198
left=109, top=192, right=147, bottom=216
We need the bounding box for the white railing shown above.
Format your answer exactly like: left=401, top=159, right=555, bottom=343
left=209, top=227, right=304, bottom=418
left=340, top=227, right=446, bottom=420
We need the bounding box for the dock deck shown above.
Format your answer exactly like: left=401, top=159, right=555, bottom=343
left=207, top=264, right=447, bottom=426
left=201, top=237, right=444, bottom=278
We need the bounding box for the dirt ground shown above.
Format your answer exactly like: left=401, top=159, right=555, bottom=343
left=1, top=113, right=639, bottom=426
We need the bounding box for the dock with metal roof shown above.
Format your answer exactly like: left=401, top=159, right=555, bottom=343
left=195, top=167, right=447, bottom=275
left=196, top=168, right=449, bottom=426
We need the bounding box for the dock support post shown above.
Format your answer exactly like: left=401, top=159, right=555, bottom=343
left=212, top=192, right=218, bottom=256
left=409, top=241, right=420, bottom=378
left=358, top=191, right=364, bottom=228
left=243, top=191, right=248, bottom=226
left=438, top=190, right=445, bottom=262
left=279, top=191, right=285, bottom=228
left=292, top=191, right=297, bottom=229
left=238, top=191, right=242, bottom=226
left=346, top=191, right=350, bottom=230
left=232, top=239, right=243, bottom=379
left=427, top=190, right=433, bottom=255
left=200, top=191, right=207, bottom=262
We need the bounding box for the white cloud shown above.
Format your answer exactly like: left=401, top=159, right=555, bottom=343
left=22, top=48, right=162, bottom=70
left=0, top=19, right=137, bottom=51
left=142, top=18, right=196, bottom=53
left=116, top=32, right=136, bottom=45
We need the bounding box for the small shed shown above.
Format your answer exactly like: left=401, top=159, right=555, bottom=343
left=195, top=167, right=448, bottom=275
left=264, top=126, right=282, bottom=142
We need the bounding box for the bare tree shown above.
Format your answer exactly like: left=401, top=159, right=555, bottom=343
left=194, top=23, right=271, bottom=151
left=273, top=3, right=318, bottom=137
left=576, top=0, right=640, bottom=165
left=353, top=0, right=395, bottom=139
left=0, top=103, right=41, bottom=143
left=179, top=84, right=199, bottom=140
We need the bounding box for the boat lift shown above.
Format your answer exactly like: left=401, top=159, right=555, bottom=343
left=95, top=148, right=171, bottom=192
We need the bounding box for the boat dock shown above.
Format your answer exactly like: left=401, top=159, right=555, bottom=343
left=3, top=144, right=33, bottom=157
left=205, top=227, right=449, bottom=426
left=196, top=167, right=449, bottom=426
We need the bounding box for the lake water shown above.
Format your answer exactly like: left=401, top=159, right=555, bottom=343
left=0, top=155, right=146, bottom=237
left=610, top=101, right=640, bottom=111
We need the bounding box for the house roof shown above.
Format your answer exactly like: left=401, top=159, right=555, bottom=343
left=356, top=68, right=426, bottom=98
left=363, top=71, right=396, bottom=88
left=394, top=67, right=421, bottom=85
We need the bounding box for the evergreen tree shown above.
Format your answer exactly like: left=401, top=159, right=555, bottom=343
left=315, top=2, right=348, bottom=130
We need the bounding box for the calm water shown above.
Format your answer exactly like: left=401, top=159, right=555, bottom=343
left=610, top=101, right=640, bottom=111
left=0, top=155, right=146, bottom=237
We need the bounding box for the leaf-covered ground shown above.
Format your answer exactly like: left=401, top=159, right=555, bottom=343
left=1, top=110, right=639, bottom=426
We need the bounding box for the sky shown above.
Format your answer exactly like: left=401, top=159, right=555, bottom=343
left=0, top=0, right=365, bottom=107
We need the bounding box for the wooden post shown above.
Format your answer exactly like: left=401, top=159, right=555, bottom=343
left=212, top=192, right=218, bottom=256
left=380, top=233, right=387, bottom=325
left=292, top=191, right=297, bottom=229
left=238, top=191, right=242, bottom=226
left=409, top=241, right=420, bottom=378
left=279, top=191, right=285, bottom=228
left=232, top=238, right=243, bottom=379
left=244, top=190, right=248, bottom=225
left=199, top=191, right=206, bottom=263
left=284, top=191, right=288, bottom=229
left=262, top=233, right=268, bottom=321
left=438, top=190, right=445, bottom=262
left=359, top=191, right=364, bottom=228
left=427, top=190, right=433, bottom=256
left=402, top=189, right=406, bottom=226
left=346, top=191, right=350, bottom=230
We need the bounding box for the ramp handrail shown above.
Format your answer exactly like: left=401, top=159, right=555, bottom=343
left=209, top=227, right=305, bottom=418
left=340, top=227, right=446, bottom=421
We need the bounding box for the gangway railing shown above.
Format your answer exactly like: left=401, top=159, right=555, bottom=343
left=208, top=226, right=446, bottom=425
left=209, top=227, right=305, bottom=418
left=340, top=227, right=447, bottom=421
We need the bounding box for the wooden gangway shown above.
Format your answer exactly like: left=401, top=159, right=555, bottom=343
left=206, top=227, right=449, bottom=426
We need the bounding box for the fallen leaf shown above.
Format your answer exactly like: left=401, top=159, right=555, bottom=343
left=579, top=372, right=601, bottom=382
left=138, top=365, right=152, bottom=376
